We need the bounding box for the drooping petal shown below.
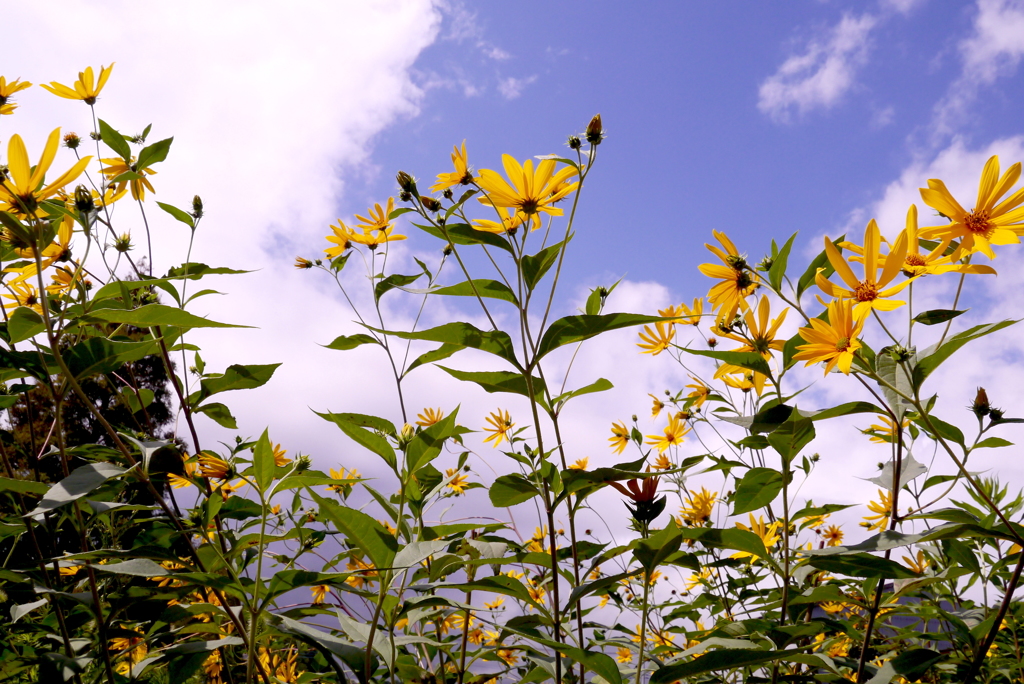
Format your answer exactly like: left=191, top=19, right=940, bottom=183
left=920, top=181, right=967, bottom=220
left=823, top=237, right=861, bottom=290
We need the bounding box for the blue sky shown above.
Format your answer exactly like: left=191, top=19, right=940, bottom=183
left=6, top=0, right=1024, bottom=532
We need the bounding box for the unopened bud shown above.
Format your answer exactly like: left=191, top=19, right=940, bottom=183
left=421, top=196, right=442, bottom=212
left=296, top=455, right=312, bottom=472
left=586, top=114, right=603, bottom=145
left=74, top=185, right=95, bottom=213
left=399, top=190, right=413, bottom=202
left=707, top=337, right=717, bottom=348
left=191, top=195, right=204, bottom=219
left=567, top=135, right=582, bottom=150
left=113, top=233, right=133, bottom=253
left=396, top=170, right=417, bottom=193
left=442, top=188, right=454, bottom=199
left=63, top=132, right=81, bottom=150
left=971, top=387, right=991, bottom=418
left=443, top=243, right=454, bottom=256
left=989, top=407, right=1005, bottom=422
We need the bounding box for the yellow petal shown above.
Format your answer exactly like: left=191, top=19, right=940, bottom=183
left=6, top=134, right=31, bottom=191
left=977, top=155, right=1001, bottom=212
left=824, top=237, right=860, bottom=290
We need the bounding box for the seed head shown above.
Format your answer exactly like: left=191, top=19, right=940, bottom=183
left=63, top=132, right=81, bottom=150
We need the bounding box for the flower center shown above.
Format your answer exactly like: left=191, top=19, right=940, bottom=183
left=854, top=281, right=877, bottom=302
left=904, top=253, right=927, bottom=267
left=964, top=209, right=993, bottom=238
left=519, top=198, right=539, bottom=215
left=735, top=271, right=754, bottom=289
left=835, top=337, right=851, bottom=352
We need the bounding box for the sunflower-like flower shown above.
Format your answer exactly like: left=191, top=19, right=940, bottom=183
left=471, top=205, right=525, bottom=234
left=0, top=129, right=92, bottom=216
left=272, top=443, right=291, bottom=466
left=731, top=514, right=781, bottom=560
left=327, top=467, right=359, bottom=495
left=609, top=420, right=630, bottom=454
left=416, top=407, right=444, bottom=427
left=41, top=64, right=115, bottom=105
left=568, top=457, right=589, bottom=470
left=445, top=468, right=469, bottom=495
left=475, top=155, right=579, bottom=231
left=99, top=157, right=156, bottom=201
left=0, top=76, right=32, bottom=115
left=349, top=198, right=406, bottom=249
left=862, top=414, right=910, bottom=444
left=324, top=220, right=355, bottom=258
left=719, top=369, right=764, bottom=395
left=716, top=294, right=788, bottom=360
left=698, top=231, right=759, bottom=324
left=902, top=549, right=930, bottom=574
left=257, top=646, right=300, bottom=683
left=679, top=487, right=717, bottom=526
left=637, top=320, right=675, bottom=355
left=685, top=376, right=711, bottom=408
left=311, top=584, right=330, bottom=605
left=432, top=141, right=474, bottom=193
left=659, top=297, right=703, bottom=326
left=861, top=489, right=893, bottom=531
left=919, top=155, right=1024, bottom=259
left=109, top=635, right=147, bottom=676
left=483, top=408, right=514, bottom=448
left=822, top=525, right=844, bottom=547
left=645, top=413, right=690, bottom=453
left=816, top=220, right=913, bottom=318
left=2, top=281, right=42, bottom=314
left=792, top=298, right=866, bottom=376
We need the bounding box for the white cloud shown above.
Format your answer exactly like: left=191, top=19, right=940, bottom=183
left=498, top=75, right=537, bottom=100
left=930, top=0, right=1024, bottom=138
left=758, top=13, right=877, bottom=122
left=871, top=104, right=896, bottom=128
left=880, top=0, right=927, bottom=15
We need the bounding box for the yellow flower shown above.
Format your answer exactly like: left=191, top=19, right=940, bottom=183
left=568, top=457, right=589, bottom=470
left=527, top=583, right=546, bottom=606
left=685, top=376, right=711, bottom=408
left=616, top=647, right=632, bottom=663
left=815, top=220, right=913, bottom=318
left=416, top=407, right=444, bottom=427
left=822, top=525, right=844, bottom=546
left=257, top=646, right=300, bottom=683
left=651, top=454, right=672, bottom=471
left=41, top=64, right=114, bottom=105
left=168, top=459, right=198, bottom=489
left=475, top=155, right=579, bottom=231
left=345, top=555, right=378, bottom=589
left=645, top=413, right=690, bottom=453
left=903, top=549, right=930, bottom=574
left=0, top=129, right=92, bottom=216
left=919, top=155, right=1024, bottom=259
left=327, top=467, right=359, bottom=494
left=0, top=76, right=32, bottom=115
left=526, top=526, right=550, bottom=554
left=845, top=205, right=997, bottom=278
left=213, top=480, right=242, bottom=500
left=272, top=443, right=291, bottom=466
left=484, top=597, right=505, bottom=610
left=47, top=265, right=82, bottom=296
left=445, top=468, right=469, bottom=495
left=660, top=298, right=703, bottom=326
left=680, top=487, right=717, bottom=526
left=719, top=370, right=762, bottom=395
left=698, top=231, right=759, bottom=324
left=861, top=489, right=892, bottom=532
left=862, top=414, right=910, bottom=444
left=609, top=420, right=630, bottom=454
left=472, top=205, right=526, bottom=234
left=717, top=295, right=788, bottom=360
left=648, top=394, right=666, bottom=418
left=793, top=298, right=866, bottom=375
left=637, top=320, right=675, bottom=355
left=483, top=408, right=514, bottom=448
left=496, top=648, right=518, bottom=666
left=110, top=636, right=147, bottom=676
left=355, top=197, right=397, bottom=235
left=99, top=157, right=157, bottom=201
left=685, top=567, right=713, bottom=592
left=203, top=650, right=223, bottom=683
left=294, top=256, right=314, bottom=269
left=198, top=454, right=232, bottom=480
left=346, top=198, right=406, bottom=249
left=311, top=584, right=330, bottom=604
left=324, top=220, right=355, bottom=258
left=732, top=514, right=781, bottom=560
left=432, top=141, right=474, bottom=192
left=2, top=281, right=42, bottom=314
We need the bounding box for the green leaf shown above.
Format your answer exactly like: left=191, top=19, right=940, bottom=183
left=7, top=307, right=45, bottom=343
left=975, top=437, right=1013, bottom=449
left=677, top=527, right=776, bottom=567
left=157, top=201, right=195, bottom=228
left=0, top=476, right=48, bottom=495
left=917, top=415, right=965, bottom=448
left=165, top=263, right=249, bottom=279
left=805, top=553, right=919, bottom=578
left=489, top=474, right=540, bottom=507
left=64, top=338, right=160, bottom=380
left=522, top=241, right=563, bottom=292
left=192, top=363, right=280, bottom=404
left=252, top=429, right=275, bottom=493
left=415, top=221, right=514, bottom=255
left=29, top=463, right=127, bottom=517
left=428, top=279, right=519, bottom=306
left=633, top=524, right=683, bottom=574
left=442, top=575, right=540, bottom=609
left=92, top=558, right=169, bottom=577
left=802, top=401, right=886, bottom=421
left=913, top=309, right=966, bottom=326
left=651, top=648, right=788, bottom=682
left=766, top=417, right=815, bottom=464
left=135, top=137, right=173, bottom=170
left=536, top=313, right=669, bottom=360
left=403, top=343, right=461, bottom=376
left=681, top=348, right=773, bottom=377
left=323, top=333, right=379, bottom=351
left=11, top=599, right=48, bottom=623
left=98, top=119, right=131, bottom=160
left=374, top=272, right=421, bottom=301
left=272, top=615, right=374, bottom=684
left=405, top=407, right=459, bottom=473
left=375, top=322, right=520, bottom=368
left=551, top=377, right=613, bottom=407
left=732, top=467, right=785, bottom=515
left=118, top=387, right=154, bottom=414
left=310, top=492, right=397, bottom=570
left=193, top=402, right=237, bottom=429
left=317, top=411, right=397, bottom=468
left=914, top=319, right=1019, bottom=388
left=437, top=367, right=547, bottom=408
left=768, top=232, right=797, bottom=291
left=81, top=304, right=247, bottom=329
left=797, top=235, right=845, bottom=299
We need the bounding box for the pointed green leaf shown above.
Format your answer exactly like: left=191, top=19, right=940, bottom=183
left=375, top=322, right=520, bottom=368
left=81, top=304, right=247, bottom=329
left=522, top=241, right=563, bottom=292
left=317, top=411, right=397, bottom=468
left=681, top=348, right=773, bottom=377
left=310, top=492, right=397, bottom=571
left=913, top=319, right=1018, bottom=389
left=428, top=278, right=519, bottom=305
left=374, top=272, right=421, bottom=301
left=732, top=467, right=785, bottom=515
left=768, top=232, right=797, bottom=291
left=135, top=137, right=173, bottom=170
left=415, top=221, right=514, bottom=255
left=157, top=202, right=195, bottom=228
left=489, top=474, right=540, bottom=507
left=437, top=367, right=547, bottom=408
left=913, top=309, right=966, bottom=326
left=252, top=429, right=275, bottom=492
left=536, top=313, right=669, bottom=360
left=30, top=463, right=127, bottom=517
left=324, top=333, right=380, bottom=351
left=98, top=119, right=131, bottom=160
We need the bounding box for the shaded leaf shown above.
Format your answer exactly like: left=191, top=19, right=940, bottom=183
left=537, top=313, right=669, bottom=360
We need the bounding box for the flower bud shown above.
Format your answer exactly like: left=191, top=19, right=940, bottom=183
left=296, top=455, right=312, bottom=472
left=421, top=196, right=442, bottom=213
left=707, top=337, right=718, bottom=348
left=74, top=185, right=95, bottom=213
left=989, top=407, right=1005, bottom=422
left=399, top=190, right=413, bottom=202
left=294, top=256, right=314, bottom=270
left=972, top=387, right=991, bottom=418
left=191, top=195, right=204, bottom=219
left=63, top=132, right=81, bottom=150
left=113, top=233, right=134, bottom=253
left=567, top=135, right=582, bottom=150
left=396, top=170, right=417, bottom=193
left=586, top=114, right=603, bottom=145
left=443, top=243, right=454, bottom=256
left=90, top=131, right=102, bottom=141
